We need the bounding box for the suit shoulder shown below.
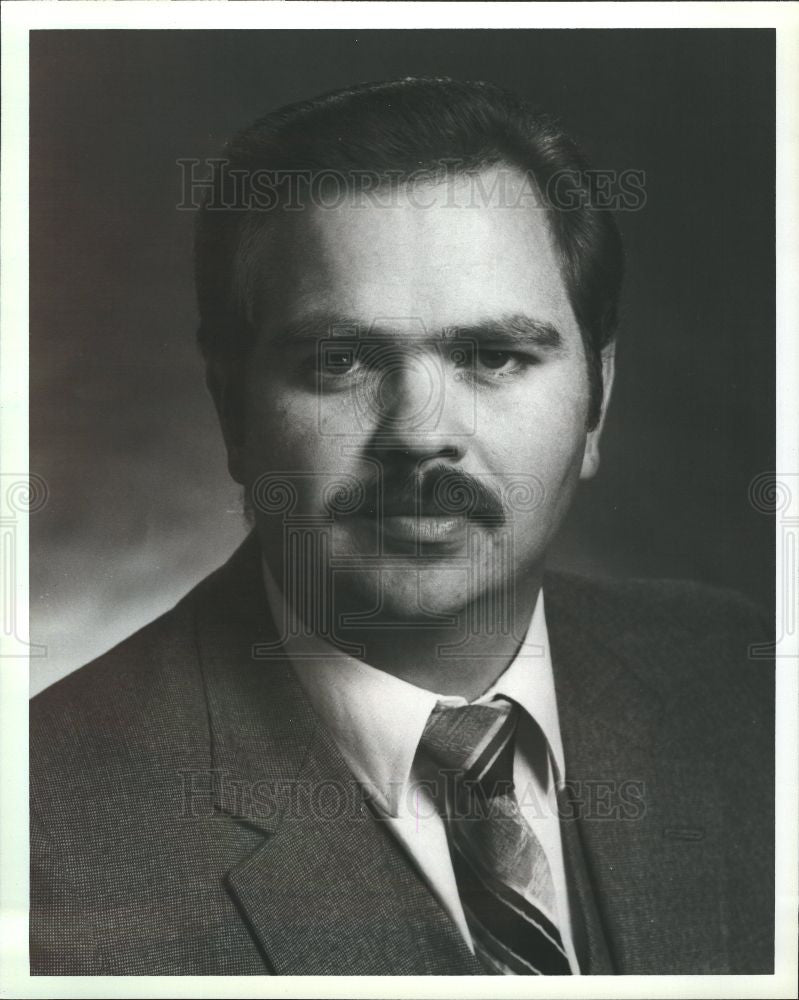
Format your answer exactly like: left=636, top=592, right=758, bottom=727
left=29, top=575, right=215, bottom=809
left=545, top=568, right=770, bottom=639
left=31, top=586, right=195, bottom=724
left=544, top=569, right=773, bottom=713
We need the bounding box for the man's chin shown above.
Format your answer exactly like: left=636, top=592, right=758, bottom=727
left=333, top=564, right=476, bottom=626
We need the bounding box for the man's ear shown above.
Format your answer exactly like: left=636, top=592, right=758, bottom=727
left=580, top=343, right=616, bottom=481
left=206, top=360, right=248, bottom=485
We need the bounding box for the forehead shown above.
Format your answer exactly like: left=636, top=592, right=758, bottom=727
left=259, top=167, right=579, bottom=342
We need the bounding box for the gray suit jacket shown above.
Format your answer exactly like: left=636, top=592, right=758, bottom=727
left=30, top=532, right=774, bottom=975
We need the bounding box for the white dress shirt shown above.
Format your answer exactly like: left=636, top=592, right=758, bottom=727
left=261, top=558, right=579, bottom=974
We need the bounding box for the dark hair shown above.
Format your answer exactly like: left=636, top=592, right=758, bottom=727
left=194, top=77, right=623, bottom=428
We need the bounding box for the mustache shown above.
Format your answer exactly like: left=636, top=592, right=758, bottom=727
left=329, top=465, right=506, bottom=522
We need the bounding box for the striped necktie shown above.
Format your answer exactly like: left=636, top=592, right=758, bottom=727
left=418, top=697, right=572, bottom=975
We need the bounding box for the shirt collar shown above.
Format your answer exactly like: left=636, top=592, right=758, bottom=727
left=261, top=556, right=565, bottom=816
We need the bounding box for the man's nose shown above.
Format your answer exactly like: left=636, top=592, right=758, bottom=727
left=362, top=348, right=467, bottom=462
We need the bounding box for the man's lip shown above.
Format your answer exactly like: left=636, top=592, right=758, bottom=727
left=376, top=514, right=468, bottom=545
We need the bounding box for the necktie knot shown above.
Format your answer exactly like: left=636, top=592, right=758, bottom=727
left=419, top=697, right=519, bottom=801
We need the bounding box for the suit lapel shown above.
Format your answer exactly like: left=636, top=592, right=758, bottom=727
left=193, top=534, right=483, bottom=975
left=556, top=781, right=615, bottom=974
left=545, top=571, right=730, bottom=974
left=225, top=722, right=483, bottom=975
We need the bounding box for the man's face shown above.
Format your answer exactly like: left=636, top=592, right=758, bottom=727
left=228, top=167, right=610, bottom=628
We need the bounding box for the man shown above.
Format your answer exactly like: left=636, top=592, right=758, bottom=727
left=30, top=78, right=773, bottom=975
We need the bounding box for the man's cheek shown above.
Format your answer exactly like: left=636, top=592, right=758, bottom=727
left=247, top=401, right=317, bottom=466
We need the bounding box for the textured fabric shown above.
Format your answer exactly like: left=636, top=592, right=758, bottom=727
left=29, top=531, right=775, bottom=975
left=263, top=554, right=577, bottom=962
left=419, top=698, right=571, bottom=975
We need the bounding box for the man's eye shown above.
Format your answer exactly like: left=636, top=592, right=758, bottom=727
left=477, top=350, right=515, bottom=371
left=450, top=346, right=534, bottom=379
left=321, top=348, right=359, bottom=375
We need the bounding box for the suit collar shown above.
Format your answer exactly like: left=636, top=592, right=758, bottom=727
left=192, top=532, right=483, bottom=974
left=193, top=532, right=317, bottom=832
left=543, top=568, right=664, bottom=751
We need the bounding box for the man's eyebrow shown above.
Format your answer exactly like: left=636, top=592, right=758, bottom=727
left=269, top=312, right=565, bottom=351
left=446, top=314, right=564, bottom=352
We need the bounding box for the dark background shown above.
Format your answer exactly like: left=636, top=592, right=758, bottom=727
left=29, top=29, right=775, bottom=693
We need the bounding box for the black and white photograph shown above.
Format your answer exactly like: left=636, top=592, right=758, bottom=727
left=1, top=4, right=796, bottom=994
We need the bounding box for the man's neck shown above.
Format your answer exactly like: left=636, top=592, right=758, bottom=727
left=322, top=575, right=543, bottom=701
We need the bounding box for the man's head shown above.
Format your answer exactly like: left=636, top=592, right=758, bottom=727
left=195, top=77, right=623, bottom=627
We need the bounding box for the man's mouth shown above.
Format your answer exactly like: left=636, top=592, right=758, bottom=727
left=326, top=465, right=506, bottom=550
left=379, top=513, right=468, bottom=546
